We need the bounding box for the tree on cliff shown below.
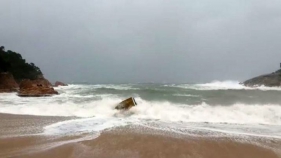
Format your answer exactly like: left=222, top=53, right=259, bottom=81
left=0, top=46, right=42, bottom=81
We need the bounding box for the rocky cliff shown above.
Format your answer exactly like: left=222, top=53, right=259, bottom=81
left=0, top=46, right=59, bottom=96
left=0, top=72, right=19, bottom=92
left=243, top=69, right=281, bottom=87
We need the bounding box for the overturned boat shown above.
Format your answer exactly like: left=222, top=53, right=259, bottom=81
left=115, top=97, right=137, bottom=110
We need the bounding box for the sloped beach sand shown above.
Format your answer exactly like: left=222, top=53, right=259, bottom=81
left=0, top=113, right=280, bottom=158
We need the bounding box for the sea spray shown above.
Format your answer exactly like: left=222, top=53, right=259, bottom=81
left=1, top=82, right=281, bottom=137
left=169, top=80, right=281, bottom=91
left=1, top=95, right=281, bottom=125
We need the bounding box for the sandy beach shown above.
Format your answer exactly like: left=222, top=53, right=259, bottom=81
left=0, top=113, right=280, bottom=158
left=2, top=0, right=281, bottom=157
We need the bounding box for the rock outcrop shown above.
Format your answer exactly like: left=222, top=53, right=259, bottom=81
left=54, top=81, right=68, bottom=87
left=18, top=77, right=58, bottom=97
left=0, top=72, right=19, bottom=92
left=115, top=97, right=137, bottom=110
left=243, top=70, right=281, bottom=87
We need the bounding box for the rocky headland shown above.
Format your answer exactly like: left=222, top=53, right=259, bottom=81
left=243, top=69, right=281, bottom=87
left=0, top=46, right=66, bottom=96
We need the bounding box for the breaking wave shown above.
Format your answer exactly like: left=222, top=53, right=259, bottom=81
left=0, top=94, right=280, bottom=125
left=1, top=83, right=281, bottom=137
left=40, top=98, right=281, bottom=137
left=55, top=84, right=139, bottom=91
left=171, top=80, right=281, bottom=91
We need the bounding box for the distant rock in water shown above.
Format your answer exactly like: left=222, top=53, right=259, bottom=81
left=54, top=81, right=68, bottom=87
left=0, top=72, right=19, bottom=92
left=18, top=77, right=58, bottom=97
left=115, top=97, right=137, bottom=110
left=243, top=69, right=281, bottom=87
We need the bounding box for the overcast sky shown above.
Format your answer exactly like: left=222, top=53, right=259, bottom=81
left=1, top=0, right=281, bottom=83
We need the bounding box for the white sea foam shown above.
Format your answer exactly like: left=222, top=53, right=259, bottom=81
left=131, top=99, right=281, bottom=125
left=43, top=117, right=129, bottom=135
left=1, top=84, right=281, bottom=138
left=0, top=97, right=120, bottom=117
left=172, top=80, right=281, bottom=91
left=173, top=94, right=200, bottom=97
left=94, top=84, right=139, bottom=90
left=0, top=94, right=281, bottom=125
left=61, top=84, right=138, bottom=90
left=1, top=94, right=281, bottom=125
left=40, top=98, right=281, bottom=138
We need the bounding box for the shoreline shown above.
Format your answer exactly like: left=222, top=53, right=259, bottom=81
left=0, top=113, right=72, bottom=137
left=0, top=113, right=280, bottom=158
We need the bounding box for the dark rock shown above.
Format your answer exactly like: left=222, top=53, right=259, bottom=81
left=18, top=77, right=58, bottom=97
left=243, top=70, right=281, bottom=87
left=115, top=97, right=137, bottom=110
left=54, top=81, right=68, bottom=87
left=0, top=72, right=19, bottom=92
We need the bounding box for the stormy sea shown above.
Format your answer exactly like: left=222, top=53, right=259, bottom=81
left=0, top=81, right=281, bottom=158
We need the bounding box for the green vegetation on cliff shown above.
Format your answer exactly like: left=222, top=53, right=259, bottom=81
left=0, top=46, right=42, bottom=81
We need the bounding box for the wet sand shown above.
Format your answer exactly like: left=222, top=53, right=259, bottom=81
left=0, top=113, right=280, bottom=158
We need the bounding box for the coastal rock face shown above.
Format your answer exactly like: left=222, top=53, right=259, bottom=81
left=54, top=81, right=68, bottom=87
left=115, top=97, right=137, bottom=110
left=0, top=72, right=19, bottom=92
left=243, top=70, right=281, bottom=87
left=18, top=77, right=58, bottom=97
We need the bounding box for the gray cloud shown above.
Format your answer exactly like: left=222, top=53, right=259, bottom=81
left=1, top=0, right=281, bottom=83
